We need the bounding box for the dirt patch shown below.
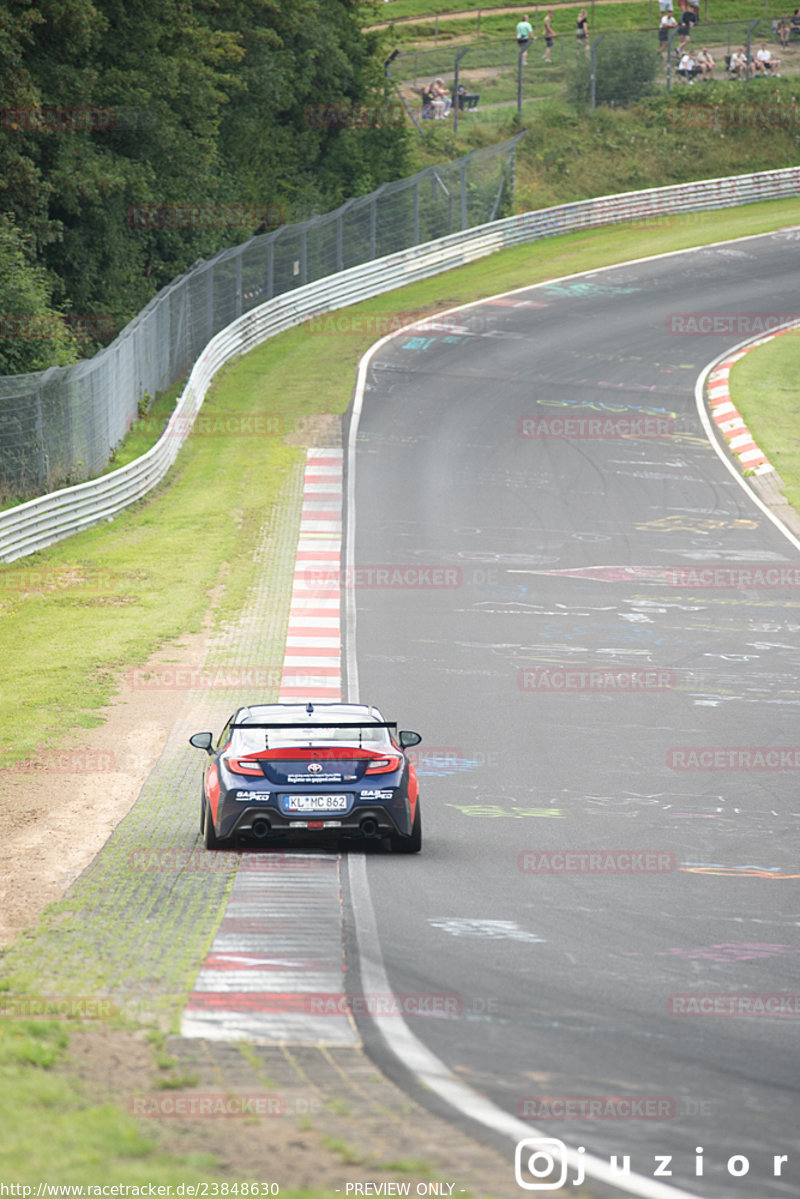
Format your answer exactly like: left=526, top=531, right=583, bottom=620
left=284, top=413, right=343, bottom=448
left=0, top=629, right=213, bottom=948
left=62, top=1027, right=522, bottom=1196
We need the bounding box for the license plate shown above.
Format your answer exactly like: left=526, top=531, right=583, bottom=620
left=280, top=794, right=350, bottom=814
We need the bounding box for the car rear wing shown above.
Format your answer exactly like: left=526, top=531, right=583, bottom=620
left=229, top=721, right=397, bottom=730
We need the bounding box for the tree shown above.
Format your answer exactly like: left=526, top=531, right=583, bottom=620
left=569, top=35, right=659, bottom=109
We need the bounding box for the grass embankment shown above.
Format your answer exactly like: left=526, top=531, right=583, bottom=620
left=409, top=83, right=800, bottom=209
left=728, top=328, right=800, bottom=510
left=372, top=0, right=787, bottom=40
left=2, top=198, right=799, bottom=1183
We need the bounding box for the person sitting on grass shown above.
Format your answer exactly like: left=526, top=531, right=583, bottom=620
left=696, top=46, right=715, bottom=78
left=755, top=42, right=781, bottom=73
left=678, top=50, right=697, bottom=81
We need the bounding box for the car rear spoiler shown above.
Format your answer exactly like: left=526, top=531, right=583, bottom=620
left=229, top=721, right=398, bottom=730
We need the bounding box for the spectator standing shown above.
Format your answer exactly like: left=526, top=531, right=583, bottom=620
left=543, top=10, right=556, bottom=61
left=658, top=9, right=678, bottom=55
left=516, top=15, right=533, bottom=63
left=677, top=3, right=698, bottom=48
left=576, top=8, right=589, bottom=54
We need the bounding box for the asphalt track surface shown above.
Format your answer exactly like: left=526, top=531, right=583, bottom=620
left=346, top=231, right=800, bottom=1198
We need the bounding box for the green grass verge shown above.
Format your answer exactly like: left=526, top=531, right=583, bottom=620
left=0, top=1019, right=219, bottom=1183
left=369, top=0, right=787, bottom=32
left=728, top=328, right=800, bottom=508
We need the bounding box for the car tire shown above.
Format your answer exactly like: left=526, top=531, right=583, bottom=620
left=390, top=804, right=421, bottom=854
left=203, top=798, right=221, bottom=850
left=200, top=787, right=206, bottom=836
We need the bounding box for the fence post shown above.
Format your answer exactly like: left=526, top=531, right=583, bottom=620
left=518, top=44, right=524, bottom=119
left=206, top=263, right=214, bottom=342
left=414, top=180, right=420, bottom=244
left=461, top=159, right=468, bottom=229
left=337, top=210, right=344, bottom=272
left=235, top=251, right=243, bottom=318
left=453, top=47, right=469, bottom=133
left=745, top=19, right=758, bottom=80
left=590, top=34, right=604, bottom=109
left=370, top=195, right=377, bottom=259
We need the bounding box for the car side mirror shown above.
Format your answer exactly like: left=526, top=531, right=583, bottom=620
left=399, top=730, right=422, bottom=748
left=189, top=731, right=214, bottom=755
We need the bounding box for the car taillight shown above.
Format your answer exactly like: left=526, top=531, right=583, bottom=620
left=365, top=756, right=401, bottom=775
left=224, top=758, right=264, bottom=776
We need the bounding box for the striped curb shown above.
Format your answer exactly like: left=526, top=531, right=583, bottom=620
left=180, top=448, right=355, bottom=1044
left=279, top=448, right=343, bottom=702
left=706, top=325, right=800, bottom=476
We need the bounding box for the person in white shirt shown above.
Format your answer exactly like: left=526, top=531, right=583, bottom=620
left=755, top=43, right=781, bottom=73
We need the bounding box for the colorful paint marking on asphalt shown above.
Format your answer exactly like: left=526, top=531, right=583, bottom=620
left=180, top=448, right=356, bottom=1044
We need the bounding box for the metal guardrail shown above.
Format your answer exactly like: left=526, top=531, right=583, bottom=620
left=1, top=165, right=798, bottom=563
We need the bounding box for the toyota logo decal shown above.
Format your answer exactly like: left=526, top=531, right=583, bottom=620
left=307, top=762, right=323, bottom=773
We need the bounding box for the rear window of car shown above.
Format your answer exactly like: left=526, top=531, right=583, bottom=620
left=232, top=721, right=391, bottom=753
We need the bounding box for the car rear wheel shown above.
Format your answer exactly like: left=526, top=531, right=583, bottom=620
left=203, top=798, right=222, bottom=850
left=390, top=804, right=421, bottom=853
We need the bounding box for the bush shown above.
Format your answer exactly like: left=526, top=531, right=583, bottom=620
left=568, top=35, right=660, bottom=108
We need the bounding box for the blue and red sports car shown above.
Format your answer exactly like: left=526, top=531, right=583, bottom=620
left=190, top=702, right=422, bottom=852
